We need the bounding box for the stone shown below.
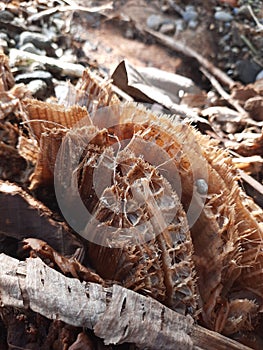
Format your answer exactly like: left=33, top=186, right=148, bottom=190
left=174, top=19, right=185, bottom=33
left=55, top=48, right=64, bottom=58
left=53, top=18, right=65, bottom=32
left=159, top=22, right=175, bottom=35
left=30, top=62, right=46, bottom=71
left=9, top=39, right=16, bottom=47
left=0, top=10, right=14, bottom=22
left=183, top=8, right=198, bottom=23
left=20, top=43, right=45, bottom=56
left=14, top=70, right=53, bottom=84
left=196, top=178, right=208, bottom=195
left=25, top=6, right=38, bottom=16
left=236, top=60, right=262, bottom=84
left=146, top=14, right=163, bottom=30
left=0, top=32, right=9, bottom=42
left=188, top=20, right=198, bottom=29
left=54, top=83, right=69, bottom=102
left=60, top=49, right=77, bottom=63
left=27, top=79, right=48, bottom=100
left=256, top=70, right=263, bottom=81
left=19, top=31, right=52, bottom=51
left=214, top=11, right=233, bottom=22
left=124, top=28, right=134, bottom=39
left=0, top=38, right=8, bottom=52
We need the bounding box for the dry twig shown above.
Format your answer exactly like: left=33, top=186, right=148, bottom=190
left=0, top=254, right=253, bottom=350
left=142, top=28, right=236, bottom=89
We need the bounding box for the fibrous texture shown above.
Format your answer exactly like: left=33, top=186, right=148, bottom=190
left=21, top=68, right=263, bottom=343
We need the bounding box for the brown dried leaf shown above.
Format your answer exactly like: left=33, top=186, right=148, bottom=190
left=23, top=238, right=104, bottom=285
left=0, top=141, right=27, bottom=181
left=17, top=135, right=39, bottom=165
left=244, top=96, right=263, bottom=121
left=0, top=84, right=29, bottom=120
left=0, top=53, right=15, bottom=91
left=68, top=332, right=94, bottom=350
left=0, top=181, right=82, bottom=256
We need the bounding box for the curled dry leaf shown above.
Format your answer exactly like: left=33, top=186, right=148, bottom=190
left=244, top=96, right=263, bottom=121
left=234, top=130, right=263, bottom=157
left=0, top=53, right=15, bottom=91
left=232, top=155, right=263, bottom=175
left=23, top=238, right=104, bottom=285
left=0, top=141, right=27, bottom=181
left=0, top=84, right=30, bottom=120
left=0, top=53, right=30, bottom=119
left=68, top=332, right=94, bottom=350
left=21, top=68, right=263, bottom=343
left=231, top=80, right=263, bottom=121
left=0, top=180, right=82, bottom=256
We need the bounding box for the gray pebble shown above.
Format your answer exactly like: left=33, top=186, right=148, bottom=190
left=30, top=62, right=46, bottom=71
left=214, top=11, right=233, bottom=22
left=124, top=28, right=134, bottom=39
left=27, top=79, right=48, bottom=100
left=185, top=6, right=195, bottom=12
left=0, top=38, right=8, bottom=52
left=0, top=32, right=9, bottom=42
left=53, top=18, right=65, bottom=31
left=183, top=9, right=198, bottom=23
left=159, top=22, right=175, bottom=35
left=223, top=45, right=231, bottom=52
left=236, top=59, right=262, bottom=84
left=146, top=14, right=163, bottom=30
left=256, top=70, right=263, bottom=81
left=55, top=47, right=64, bottom=58
left=55, top=84, right=69, bottom=102
left=0, top=10, right=14, bottom=22
left=25, top=6, right=38, bottom=16
left=188, top=20, right=198, bottom=29
left=196, top=179, right=208, bottom=195
left=174, top=19, right=185, bottom=32
left=231, top=47, right=240, bottom=54
left=20, top=43, right=45, bottom=56
left=9, top=39, right=16, bottom=47
left=19, top=31, right=52, bottom=50
left=253, top=36, right=263, bottom=51
left=15, top=70, right=53, bottom=84
left=60, top=49, right=77, bottom=63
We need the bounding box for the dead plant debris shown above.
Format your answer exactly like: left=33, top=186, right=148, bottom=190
left=0, top=1, right=263, bottom=350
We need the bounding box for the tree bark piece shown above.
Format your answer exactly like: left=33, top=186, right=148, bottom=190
left=0, top=254, right=253, bottom=350
left=0, top=181, right=82, bottom=256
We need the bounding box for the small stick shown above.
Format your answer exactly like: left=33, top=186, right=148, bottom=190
left=167, top=0, right=185, bottom=17
left=240, top=34, right=259, bottom=56
left=27, top=2, right=113, bottom=23
left=142, top=28, right=236, bottom=89
left=246, top=5, right=263, bottom=32
left=199, top=67, right=248, bottom=117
